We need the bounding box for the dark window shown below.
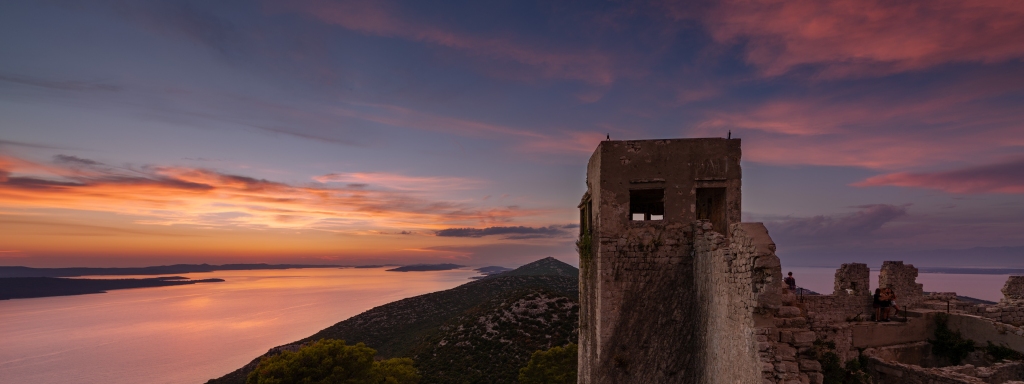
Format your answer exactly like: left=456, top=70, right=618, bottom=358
left=579, top=200, right=592, bottom=235
left=696, top=187, right=726, bottom=234
left=630, top=189, right=664, bottom=221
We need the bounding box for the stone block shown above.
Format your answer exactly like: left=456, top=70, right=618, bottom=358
left=776, top=361, right=799, bottom=373
left=778, top=306, right=802, bottom=318
left=780, top=330, right=794, bottom=343
left=793, top=331, right=816, bottom=347
left=798, top=359, right=821, bottom=371
left=776, top=344, right=797, bottom=361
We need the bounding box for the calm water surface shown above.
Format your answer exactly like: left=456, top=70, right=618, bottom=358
left=0, top=268, right=479, bottom=384
left=782, top=266, right=1009, bottom=302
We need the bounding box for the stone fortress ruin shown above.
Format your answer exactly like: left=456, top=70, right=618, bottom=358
left=578, top=138, right=1024, bottom=384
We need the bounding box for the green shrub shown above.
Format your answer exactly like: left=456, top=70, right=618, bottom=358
left=246, top=339, right=419, bottom=384
left=576, top=232, right=592, bottom=262
left=928, top=313, right=975, bottom=365
left=986, top=341, right=1024, bottom=362
left=518, top=343, right=577, bottom=384
left=812, top=339, right=869, bottom=384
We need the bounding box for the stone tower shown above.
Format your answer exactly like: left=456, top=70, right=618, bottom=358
left=578, top=138, right=744, bottom=383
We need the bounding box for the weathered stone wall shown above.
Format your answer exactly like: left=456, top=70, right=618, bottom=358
left=879, top=261, right=925, bottom=309
left=866, top=354, right=1024, bottom=384
left=834, top=263, right=871, bottom=296
left=865, top=356, right=986, bottom=383
left=946, top=312, right=1024, bottom=351
left=695, top=222, right=782, bottom=384
left=578, top=147, right=601, bottom=382
left=1004, top=276, right=1024, bottom=302
left=587, top=222, right=703, bottom=383
left=803, top=295, right=873, bottom=324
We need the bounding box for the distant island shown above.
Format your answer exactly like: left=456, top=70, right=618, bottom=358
left=0, top=276, right=224, bottom=300
left=386, top=264, right=466, bottom=272
left=0, top=263, right=342, bottom=278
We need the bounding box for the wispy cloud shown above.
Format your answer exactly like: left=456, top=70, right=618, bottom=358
left=314, top=172, right=480, bottom=191
left=854, top=158, right=1024, bottom=194
left=328, top=102, right=546, bottom=140
left=274, top=0, right=617, bottom=85
left=435, top=224, right=577, bottom=240
left=701, top=0, right=1024, bottom=78
left=53, top=154, right=103, bottom=166
left=0, top=73, right=122, bottom=92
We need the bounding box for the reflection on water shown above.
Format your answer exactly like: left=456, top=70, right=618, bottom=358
left=781, top=266, right=1008, bottom=302
left=0, top=268, right=479, bottom=384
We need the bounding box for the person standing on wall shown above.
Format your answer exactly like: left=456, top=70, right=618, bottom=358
left=785, top=272, right=796, bottom=292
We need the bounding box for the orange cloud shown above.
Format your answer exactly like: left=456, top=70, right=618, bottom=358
left=0, top=154, right=541, bottom=232
left=274, top=0, right=617, bottom=85
left=853, top=158, right=1024, bottom=194
left=702, top=0, right=1024, bottom=78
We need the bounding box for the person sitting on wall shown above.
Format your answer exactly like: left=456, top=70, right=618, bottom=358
left=785, top=272, right=796, bottom=292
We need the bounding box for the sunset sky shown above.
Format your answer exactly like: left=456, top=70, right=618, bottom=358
left=1, top=0, right=1022, bottom=268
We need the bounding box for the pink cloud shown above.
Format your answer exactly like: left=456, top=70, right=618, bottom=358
left=853, top=158, right=1024, bottom=194
left=701, top=0, right=1024, bottom=78
left=272, top=0, right=617, bottom=85
left=692, top=71, right=1024, bottom=169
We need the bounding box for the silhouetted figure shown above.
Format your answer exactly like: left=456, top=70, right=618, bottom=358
left=874, top=287, right=895, bottom=321
left=784, top=271, right=796, bottom=292
left=873, top=288, right=883, bottom=321
left=727, top=130, right=731, bottom=139
left=606, top=133, right=610, bottom=140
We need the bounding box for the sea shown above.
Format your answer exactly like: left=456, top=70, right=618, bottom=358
left=0, top=267, right=479, bottom=384
left=0, top=266, right=1012, bottom=384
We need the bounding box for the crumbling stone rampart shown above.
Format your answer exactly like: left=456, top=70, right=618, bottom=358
left=834, top=263, right=871, bottom=296
left=695, top=222, right=782, bottom=384
left=1004, top=276, right=1024, bottom=302
left=880, top=261, right=925, bottom=309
